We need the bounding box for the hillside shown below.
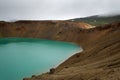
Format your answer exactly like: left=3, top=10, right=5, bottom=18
left=23, top=22, right=120, bottom=80
left=0, top=20, right=95, bottom=47
left=70, top=15, right=120, bottom=26
left=0, top=21, right=120, bottom=80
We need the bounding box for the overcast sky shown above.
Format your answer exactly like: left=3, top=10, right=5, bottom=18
left=0, top=0, right=120, bottom=21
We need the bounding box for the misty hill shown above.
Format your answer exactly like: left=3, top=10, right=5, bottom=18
left=70, top=15, right=120, bottom=26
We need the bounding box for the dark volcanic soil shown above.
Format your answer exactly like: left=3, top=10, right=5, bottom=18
left=0, top=21, right=120, bottom=80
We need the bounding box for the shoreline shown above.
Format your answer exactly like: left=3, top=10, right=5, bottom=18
left=0, top=21, right=120, bottom=80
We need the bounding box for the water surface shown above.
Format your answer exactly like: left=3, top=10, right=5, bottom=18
left=0, top=38, right=81, bottom=80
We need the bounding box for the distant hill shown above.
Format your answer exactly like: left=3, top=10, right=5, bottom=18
left=70, top=15, right=120, bottom=26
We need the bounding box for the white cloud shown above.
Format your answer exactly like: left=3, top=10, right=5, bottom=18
left=0, top=0, right=120, bottom=20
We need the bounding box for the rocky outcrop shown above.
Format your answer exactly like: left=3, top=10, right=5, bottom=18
left=0, top=21, right=120, bottom=80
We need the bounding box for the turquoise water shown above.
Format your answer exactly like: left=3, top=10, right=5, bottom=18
left=0, top=38, right=81, bottom=80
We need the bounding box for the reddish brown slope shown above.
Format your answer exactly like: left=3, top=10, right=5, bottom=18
left=0, top=21, right=120, bottom=80
left=0, top=20, right=94, bottom=48
left=24, top=22, right=120, bottom=80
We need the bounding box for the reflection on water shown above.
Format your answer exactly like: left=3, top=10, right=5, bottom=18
left=0, top=38, right=81, bottom=80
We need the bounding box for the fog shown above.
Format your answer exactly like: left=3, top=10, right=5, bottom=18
left=0, top=0, right=120, bottom=20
